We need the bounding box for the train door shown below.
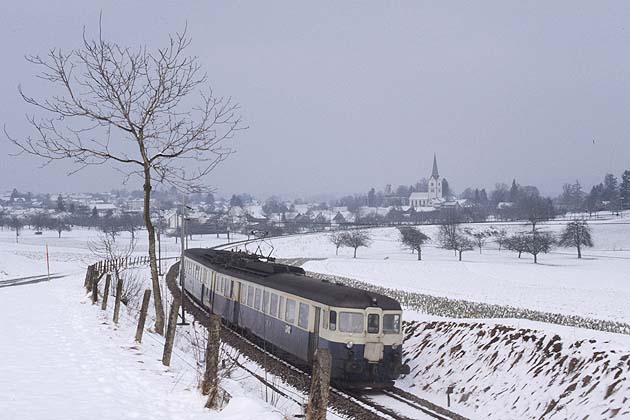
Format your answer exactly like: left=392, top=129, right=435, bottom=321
left=365, top=308, right=384, bottom=362
left=232, top=281, right=240, bottom=325
left=209, top=271, right=216, bottom=313
left=308, top=307, right=321, bottom=363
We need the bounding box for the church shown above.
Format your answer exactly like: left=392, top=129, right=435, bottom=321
left=409, top=154, right=443, bottom=208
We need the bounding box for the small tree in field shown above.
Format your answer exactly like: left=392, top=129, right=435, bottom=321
left=398, top=226, right=430, bottom=260
left=342, top=230, right=372, bottom=258
left=494, top=228, right=508, bottom=251
left=453, top=234, right=475, bottom=261
left=438, top=225, right=475, bottom=261
left=558, top=219, right=593, bottom=259
left=56, top=218, right=72, bottom=238
left=505, top=233, right=528, bottom=258
left=524, top=229, right=555, bottom=264
left=463, top=227, right=493, bottom=254
left=329, top=231, right=347, bottom=256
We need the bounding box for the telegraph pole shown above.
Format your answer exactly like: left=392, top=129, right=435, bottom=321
left=178, top=194, right=189, bottom=326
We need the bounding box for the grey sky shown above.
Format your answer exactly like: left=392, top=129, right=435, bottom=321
left=2, top=1, right=630, bottom=199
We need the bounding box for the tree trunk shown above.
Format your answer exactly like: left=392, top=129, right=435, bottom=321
left=417, top=249, right=421, bottom=261
left=518, top=251, right=522, bottom=258
left=534, top=253, right=538, bottom=264
left=335, top=246, right=339, bottom=256
left=458, top=250, right=462, bottom=261
left=353, top=247, right=357, bottom=258
left=143, top=166, right=165, bottom=335
left=577, top=244, right=582, bottom=259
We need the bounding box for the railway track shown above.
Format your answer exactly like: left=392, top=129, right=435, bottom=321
left=165, top=259, right=466, bottom=420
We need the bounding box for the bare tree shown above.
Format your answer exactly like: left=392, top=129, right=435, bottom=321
left=7, top=23, right=245, bottom=334
left=9, top=217, right=23, bottom=243
left=463, top=227, right=493, bottom=254
left=505, top=233, right=529, bottom=258
left=493, top=228, right=508, bottom=251
left=438, top=225, right=474, bottom=261
left=524, top=229, right=555, bottom=264
left=56, top=217, right=72, bottom=238
left=328, top=231, right=347, bottom=256
left=397, top=226, right=430, bottom=260
left=341, top=230, right=372, bottom=258
left=558, top=219, right=593, bottom=259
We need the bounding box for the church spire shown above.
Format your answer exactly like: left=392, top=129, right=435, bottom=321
left=431, top=153, right=439, bottom=178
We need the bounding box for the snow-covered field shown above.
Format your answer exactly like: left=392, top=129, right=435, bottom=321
left=266, top=218, right=630, bottom=324
left=0, top=228, right=302, bottom=420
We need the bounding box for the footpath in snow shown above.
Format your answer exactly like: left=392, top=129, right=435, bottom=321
left=0, top=270, right=279, bottom=420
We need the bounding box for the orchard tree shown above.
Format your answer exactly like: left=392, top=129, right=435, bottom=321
left=524, top=229, right=555, bottom=264
left=6, top=24, right=245, bottom=334
left=463, top=227, right=493, bottom=253
left=505, top=233, right=528, bottom=258
left=56, top=218, right=72, bottom=238
left=341, top=230, right=372, bottom=258
left=328, top=231, right=347, bottom=256
left=398, top=226, right=430, bottom=260
left=558, top=219, right=593, bottom=259
left=493, top=228, right=508, bottom=251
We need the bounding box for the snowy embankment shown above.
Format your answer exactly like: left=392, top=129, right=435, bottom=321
left=400, top=320, right=630, bottom=419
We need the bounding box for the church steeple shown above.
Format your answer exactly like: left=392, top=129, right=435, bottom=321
left=431, top=154, right=439, bottom=179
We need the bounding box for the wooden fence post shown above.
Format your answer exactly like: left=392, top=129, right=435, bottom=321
left=305, top=349, right=332, bottom=420
left=113, top=276, right=123, bottom=324
left=162, top=298, right=181, bottom=366
left=135, top=289, right=152, bottom=343
left=84, top=265, right=93, bottom=292
left=101, top=274, right=111, bottom=310
left=202, top=315, right=221, bottom=408
left=91, top=276, right=99, bottom=304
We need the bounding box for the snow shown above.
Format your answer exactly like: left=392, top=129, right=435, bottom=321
left=0, top=228, right=297, bottom=420
left=266, top=219, right=630, bottom=324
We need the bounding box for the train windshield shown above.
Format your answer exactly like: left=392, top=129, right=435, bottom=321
left=339, top=312, right=364, bottom=333
left=383, top=314, right=401, bottom=334
left=367, top=314, right=379, bottom=334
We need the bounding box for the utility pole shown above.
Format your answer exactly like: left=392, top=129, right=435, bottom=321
left=157, top=200, right=162, bottom=276
left=178, top=194, right=189, bottom=326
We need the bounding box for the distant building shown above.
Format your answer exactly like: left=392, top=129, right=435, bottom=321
left=409, top=154, right=443, bottom=208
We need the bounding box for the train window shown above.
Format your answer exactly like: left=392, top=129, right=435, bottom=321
left=270, top=294, right=278, bottom=318
left=329, top=311, right=337, bottom=331
left=240, top=283, right=247, bottom=303
left=367, top=314, right=379, bottom=334
left=247, top=285, right=254, bottom=307
left=298, top=303, right=309, bottom=329
left=322, top=310, right=328, bottom=329
left=285, top=299, right=296, bottom=324
left=339, top=312, right=364, bottom=333
left=254, top=288, right=262, bottom=310
left=383, top=314, right=401, bottom=334
left=263, top=291, right=270, bottom=314
left=279, top=296, right=285, bottom=319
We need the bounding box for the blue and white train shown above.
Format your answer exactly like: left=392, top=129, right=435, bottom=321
left=182, top=248, right=410, bottom=388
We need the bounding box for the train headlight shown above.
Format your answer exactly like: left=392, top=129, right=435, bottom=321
left=392, top=344, right=399, bottom=350
left=346, top=341, right=354, bottom=349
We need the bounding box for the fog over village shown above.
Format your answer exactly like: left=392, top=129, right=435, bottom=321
left=1, top=2, right=630, bottom=420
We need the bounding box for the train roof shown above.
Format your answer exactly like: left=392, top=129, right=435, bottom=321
left=184, top=248, right=402, bottom=311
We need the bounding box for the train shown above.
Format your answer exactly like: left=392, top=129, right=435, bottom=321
left=182, top=248, right=410, bottom=388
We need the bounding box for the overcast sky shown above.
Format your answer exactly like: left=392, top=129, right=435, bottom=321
left=2, top=1, right=630, bottom=199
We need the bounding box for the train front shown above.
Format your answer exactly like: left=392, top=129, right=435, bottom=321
left=323, top=302, right=410, bottom=389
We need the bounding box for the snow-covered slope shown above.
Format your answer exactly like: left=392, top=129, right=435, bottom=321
left=400, top=321, right=630, bottom=419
